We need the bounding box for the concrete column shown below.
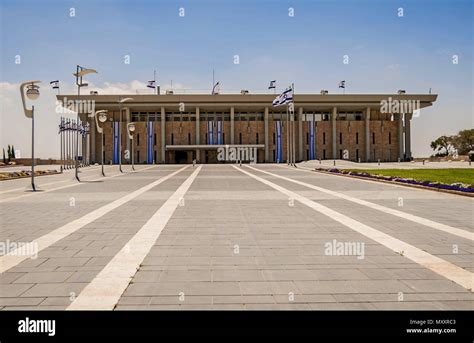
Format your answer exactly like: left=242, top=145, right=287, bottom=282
left=161, top=107, right=165, bottom=163
left=365, top=107, right=371, bottom=162
left=398, top=113, right=404, bottom=161
left=195, top=107, right=200, bottom=162
left=332, top=107, right=337, bottom=159
left=404, top=112, right=412, bottom=160
left=264, top=107, right=269, bottom=162
left=230, top=107, right=235, bottom=145
left=298, top=107, right=303, bottom=161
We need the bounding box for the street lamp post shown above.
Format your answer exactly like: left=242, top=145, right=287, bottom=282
left=118, top=97, right=133, bottom=173
left=73, top=65, right=97, bottom=181
left=94, top=110, right=108, bottom=176
left=20, top=81, right=41, bottom=191
left=127, top=122, right=136, bottom=171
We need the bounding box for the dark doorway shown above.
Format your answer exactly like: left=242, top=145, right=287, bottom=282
left=175, top=151, right=188, bottom=164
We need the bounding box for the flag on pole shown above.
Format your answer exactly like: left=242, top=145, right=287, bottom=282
left=272, top=86, right=293, bottom=107
left=50, top=80, right=59, bottom=89
left=147, top=80, right=156, bottom=89
left=212, top=81, right=220, bottom=95
left=268, top=80, right=276, bottom=89
left=338, top=80, right=346, bottom=89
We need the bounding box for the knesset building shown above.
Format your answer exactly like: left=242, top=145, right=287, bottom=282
left=57, top=93, right=437, bottom=164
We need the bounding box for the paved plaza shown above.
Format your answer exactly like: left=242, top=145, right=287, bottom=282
left=0, top=163, right=472, bottom=310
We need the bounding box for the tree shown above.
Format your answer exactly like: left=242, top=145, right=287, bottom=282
left=430, top=135, right=453, bottom=156
left=452, top=129, right=474, bottom=155
left=2, top=148, right=5, bottom=164
left=7, top=145, right=11, bottom=162
left=11, top=145, right=16, bottom=159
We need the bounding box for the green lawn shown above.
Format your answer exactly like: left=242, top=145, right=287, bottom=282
left=342, top=168, right=474, bottom=185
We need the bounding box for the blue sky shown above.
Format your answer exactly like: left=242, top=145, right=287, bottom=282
left=0, top=0, right=472, bottom=158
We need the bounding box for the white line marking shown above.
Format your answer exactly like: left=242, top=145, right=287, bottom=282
left=0, top=166, right=188, bottom=274
left=234, top=165, right=473, bottom=292
left=0, top=166, right=104, bottom=195
left=249, top=165, right=473, bottom=242
left=67, top=165, right=202, bottom=310
left=0, top=165, right=157, bottom=204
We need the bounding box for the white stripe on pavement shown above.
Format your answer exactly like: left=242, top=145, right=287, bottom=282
left=0, top=165, right=157, bottom=204
left=67, top=165, right=202, bottom=310
left=0, top=166, right=188, bottom=274
left=0, top=165, right=105, bottom=195
left=253, top=165, right=473, bottom=242
left=234, top=165, right=473, bottom=292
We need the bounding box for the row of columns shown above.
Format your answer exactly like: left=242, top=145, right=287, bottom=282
left=90, top=106, right=412, bottom=163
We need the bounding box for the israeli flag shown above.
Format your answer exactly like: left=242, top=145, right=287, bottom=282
left=212, top=81, right=220, bottom=95
left=147, top=80, right=156, bottom=89
left=338, top=80, right=346, bottom=89
left=50, top=80, right=59, bottom=89
left=272, top=86, right=293, bottom=107
left=268, top=80, right=276, bottom=89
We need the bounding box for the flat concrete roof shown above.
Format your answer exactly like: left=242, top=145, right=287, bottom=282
left=57, top=93, right=437, bottom=112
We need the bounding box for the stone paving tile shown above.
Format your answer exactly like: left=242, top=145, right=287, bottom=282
left=1, top=164, right=472, bottom=310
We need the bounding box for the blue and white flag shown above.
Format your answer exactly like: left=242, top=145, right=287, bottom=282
left=207, top=121, right=214, bottom=144
left=147, top=80, right=156, bottom=89
left=147, top=121, right=154, bottom=164
left=212, top=81, right=220, bottom=95
left=216, top=121, right=223, bottom=145
left=308, top=121, right=315, bottom=160
left=338, top=80, right=346, bottom=89
left=275, top=121, right=283, bottom=163
left=268, top=80, right=276, bottom=89
left=50, top=80, right=59, bottom=89
left=272, top=86, right=293, bottom=107
left=113, top=122, right=119, bottom=164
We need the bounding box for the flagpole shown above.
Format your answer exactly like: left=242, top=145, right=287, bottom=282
left=292, top=82, right=296, bottom=166
left=286, top=103, right=290, bottom=165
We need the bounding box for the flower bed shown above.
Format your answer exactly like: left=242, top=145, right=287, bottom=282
left=316, top=168, right=474, bottom=194
left=0, top=169, right=59, bottom=181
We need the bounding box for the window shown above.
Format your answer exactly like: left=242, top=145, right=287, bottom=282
left=339, top=133, right=342, bottom=145
left=323, top=149, right=326, bottom=159
left=356, top=149, right=359, bottom=161
left=372, top=132, right=375, bottom=144
left=339, top=149, right=343, bottom=159
left=154, top=150, right=157, bottom=163
left=137, top=134, right=140, bottom=146
left=222, top=133, right=225, bottom=144
left=171, top=133, right=174, bottom=145
left=188, top=133, right=191, bottom=144
left=356, top=132, right=359, bottom=145
left=239, top=133, right=242, bottom=144
left=273, top=133, right=276, bottom=145
left=306, top=133, right=309, bottom=144
left=323, top=132, right=326, bottom=145
left=389, top=132, right=392, bottom=145
left=273, top=149, right=275, bottom=161
left=154, top=134, right=157, bottom=146
left=137, top=150, right=140, bottom=163
left=256, top=133, right=259, bottom=144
